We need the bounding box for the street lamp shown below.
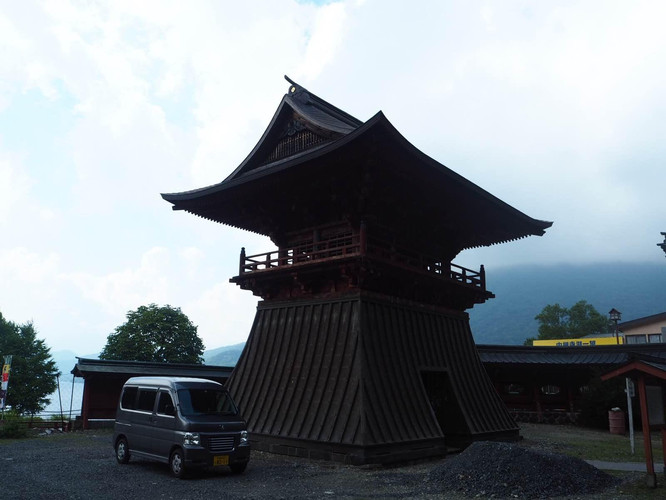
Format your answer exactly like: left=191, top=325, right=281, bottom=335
left=609, top=308, right=622, bottom=344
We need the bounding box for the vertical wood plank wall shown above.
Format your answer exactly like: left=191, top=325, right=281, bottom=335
left=227, top=292, right=518, bottom=463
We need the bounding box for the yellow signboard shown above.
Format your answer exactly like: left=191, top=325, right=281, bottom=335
left=532, top=336, right=623, bottom=347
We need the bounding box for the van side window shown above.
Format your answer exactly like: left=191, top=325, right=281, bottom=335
left=137, top=389, right=157, bottom=412
left=157, top=392, right=175, bottom=416
left=121, top=387, right=138, bottom=410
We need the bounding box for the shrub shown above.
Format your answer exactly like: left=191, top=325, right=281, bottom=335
left=0, top=411, right=28, bottom=439
left=577, top=374, right=626, bottom=429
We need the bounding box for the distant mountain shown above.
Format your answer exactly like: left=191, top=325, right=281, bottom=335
left=469, top=262, right=666, bottom=345
left=204, top=342, right=246, bottom=366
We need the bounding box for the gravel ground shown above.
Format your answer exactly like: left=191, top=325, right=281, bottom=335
left=0, top=429, right=645, bottom=499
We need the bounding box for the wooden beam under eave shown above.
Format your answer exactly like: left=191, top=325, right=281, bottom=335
left=601, top=360, right=666, bottom=382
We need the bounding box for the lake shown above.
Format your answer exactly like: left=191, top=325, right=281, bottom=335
left=40, top=377, right=84, bottom=418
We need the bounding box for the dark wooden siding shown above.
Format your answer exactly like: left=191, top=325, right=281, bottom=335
left=228, top=298, right=364, bottom=445
left=227, top=293, right=517, bottom=462
left=361, top=297, right=516, bottom=441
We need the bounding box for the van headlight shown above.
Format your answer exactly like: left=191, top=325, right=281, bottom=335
left=183, top=432, right=200, bottom=446
left=240, top=430, right=248, bottom=445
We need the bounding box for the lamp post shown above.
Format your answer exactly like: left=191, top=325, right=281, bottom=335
left=609, top=308, right=622, bottom=344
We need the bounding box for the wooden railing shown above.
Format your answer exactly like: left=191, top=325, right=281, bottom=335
left=368, top=240, right=486, bottom=289
left=240, top=233, right=361, bottom=273
left=238, top=236, right=485, bottom=290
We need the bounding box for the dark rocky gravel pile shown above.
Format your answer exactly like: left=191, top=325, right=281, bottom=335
left=428, top=441, right=619, bottom=499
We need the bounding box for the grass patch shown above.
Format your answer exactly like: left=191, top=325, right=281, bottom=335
left=520, top=423, right=664, bottom=462
left=611, top=473, right=666, bottom=499
left=520, top=424, right=666, bottom=497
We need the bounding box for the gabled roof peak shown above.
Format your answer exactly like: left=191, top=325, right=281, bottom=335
left=210, top=76, right=364, bottom=182
left=283, top=75, right=362, bottom=129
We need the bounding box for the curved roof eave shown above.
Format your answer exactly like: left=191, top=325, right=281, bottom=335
left=368, top=113, right=553, bottom=237
left=160, top=96, right=293, bottom=203
left=460, top=230, right=553, bottom=252
left=284, top=75, right=362, bottom=130
left=162, top=110, right=552, bottom=243
left=184, top=210, right=265, bottom=236
left=224, top=77, right=362, bottom=182
left=286, top=93, right=360, bottom=134
left=162, top=81, right=364, bottom=204
left=161, top=111, right=385, bottom=204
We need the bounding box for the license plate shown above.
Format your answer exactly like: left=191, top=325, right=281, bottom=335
left=213, top=455, right=229, bottom=466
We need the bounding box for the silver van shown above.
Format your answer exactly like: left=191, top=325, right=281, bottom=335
left=113, top=376, right=250, bottom=478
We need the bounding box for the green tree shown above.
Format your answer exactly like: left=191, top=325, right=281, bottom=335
left=0, top=312, right=59, bottom=415
left=525, top=300, right=611, bottom=345
left=100, top=304, right=205, bottom=363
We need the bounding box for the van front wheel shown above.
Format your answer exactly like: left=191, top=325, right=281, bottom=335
left=169, top=448, right=187, bottom=478
left=115, top=437, right=130, bottom=464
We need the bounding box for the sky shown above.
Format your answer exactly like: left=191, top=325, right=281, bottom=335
left=1, top=0, right=665, bottom=355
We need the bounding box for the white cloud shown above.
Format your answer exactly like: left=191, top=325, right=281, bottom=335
left=297, top=2, right=348, bottom=80
left=1, top=0, right=666, bottom=355
left=0, top=247, right=67, bottom=349
left=0, top=247, right=60, bottom=285
left=56, top=244, right=256, bottom=352
left=0, top=151, right=32, bottom=225
left=63, top=247, right=171, bottom=315
left=0, top=8, right=33, bottom=110
left=184, top=282, right=256, bottom=351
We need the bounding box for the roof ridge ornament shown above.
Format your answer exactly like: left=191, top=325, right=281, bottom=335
left=284, top=75, right=311, bottom=102
left=284, top=74, right=301, bottom=93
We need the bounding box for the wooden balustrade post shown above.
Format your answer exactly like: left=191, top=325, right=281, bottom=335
left=480, top=265, right=486, bottom=290
left=239, top=247, right=246, bottom=275
left=360, top=220, right=367, bottom=256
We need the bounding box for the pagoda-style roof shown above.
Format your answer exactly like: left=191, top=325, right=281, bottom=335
left=162, top=77, right=551, bottom=258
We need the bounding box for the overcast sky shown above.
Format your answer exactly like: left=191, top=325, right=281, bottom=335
left=1, top=0, right=665, bottom=355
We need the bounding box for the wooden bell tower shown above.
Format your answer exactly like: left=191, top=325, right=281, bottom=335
left=162, top=77, right=552, bottom=464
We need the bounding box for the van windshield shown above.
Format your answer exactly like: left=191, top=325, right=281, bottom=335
left=177, top=388, right=238, bottom=416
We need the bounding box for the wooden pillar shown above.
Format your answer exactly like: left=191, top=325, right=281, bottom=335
left=359, top=220, right=367, bottom=256
left=637, top=374, right=657, bottom=487
left=81, top=378, right=92, bottom=430
left=567, top=385, right=575, bottom=421
left=661, top=427, right=666, bottom=479
left=533, top=383, right=543, bottom=423
left=313, top=228, right=320, bottom=259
